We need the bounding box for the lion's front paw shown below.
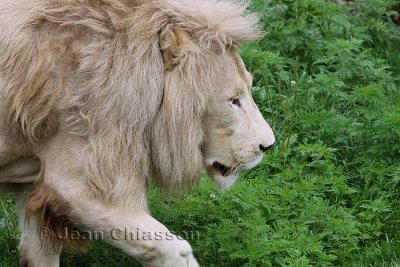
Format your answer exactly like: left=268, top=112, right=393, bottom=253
left=142, top=238, right=199, bottom=267
left=174, top=239, right=199, bottom=267
left=183, top=252, right=200, bottom=267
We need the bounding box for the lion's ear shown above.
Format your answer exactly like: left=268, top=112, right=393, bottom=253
left=160, top=27, right=191, bottom=71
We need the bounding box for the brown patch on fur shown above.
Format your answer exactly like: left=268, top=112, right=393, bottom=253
left=25, top=163, right=90, bottom=251
left=19, top=255, right=29, bottom=267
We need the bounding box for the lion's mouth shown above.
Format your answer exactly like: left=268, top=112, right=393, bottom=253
left=206, top=156, right=264, bottom=189
left=210, top=161, right=237, bottom=177
left=206, top=161, right=239, bottom=189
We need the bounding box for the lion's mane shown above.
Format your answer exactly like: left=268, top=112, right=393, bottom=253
left=0, top=0, right=261, bottom=207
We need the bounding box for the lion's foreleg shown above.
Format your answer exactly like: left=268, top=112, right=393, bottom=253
left=15, top=185, right=61, bottom=267
left=36, top=131, right=199, bottom=267
left=59, top=189, right=199, bottom=267
left=42, top=173, right=199, bottom=267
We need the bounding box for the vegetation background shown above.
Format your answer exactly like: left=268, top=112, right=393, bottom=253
left=1, top=0, right=400, bottom=266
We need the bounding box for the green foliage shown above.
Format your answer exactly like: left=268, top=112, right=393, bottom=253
left=0, top=197, right=19, bottom=267
left=1, top=0, right=400, bottom=266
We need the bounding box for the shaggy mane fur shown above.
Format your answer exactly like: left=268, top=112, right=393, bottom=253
left=0, top=0, right=261, bottom=205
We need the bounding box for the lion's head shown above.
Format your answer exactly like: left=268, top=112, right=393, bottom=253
left=154, top=1, right=275, bottom=191
left=202, top=50, right=275, bottom=189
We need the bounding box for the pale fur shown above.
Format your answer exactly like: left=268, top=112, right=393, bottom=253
left=0, top=0, right=262, bottom=206
left=0, top=1, right=271, bottom=266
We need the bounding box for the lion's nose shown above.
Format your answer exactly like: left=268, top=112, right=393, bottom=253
left=259, top=144, right=273, bottom=153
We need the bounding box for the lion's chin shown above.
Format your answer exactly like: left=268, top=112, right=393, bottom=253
left=205, top=155, right=264, bottom=189
left=206, top=161, right=239, bottom=190
left=210, top=172, right=239, bottom=190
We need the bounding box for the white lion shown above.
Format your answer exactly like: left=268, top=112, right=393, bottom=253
left=0, top=0, right=275, bottom=266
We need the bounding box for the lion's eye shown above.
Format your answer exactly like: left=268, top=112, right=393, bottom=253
left=231, top=97, right=241, bottom=107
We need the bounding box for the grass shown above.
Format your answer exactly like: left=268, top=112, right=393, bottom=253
left=1, top=0, right=400, bottom=266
